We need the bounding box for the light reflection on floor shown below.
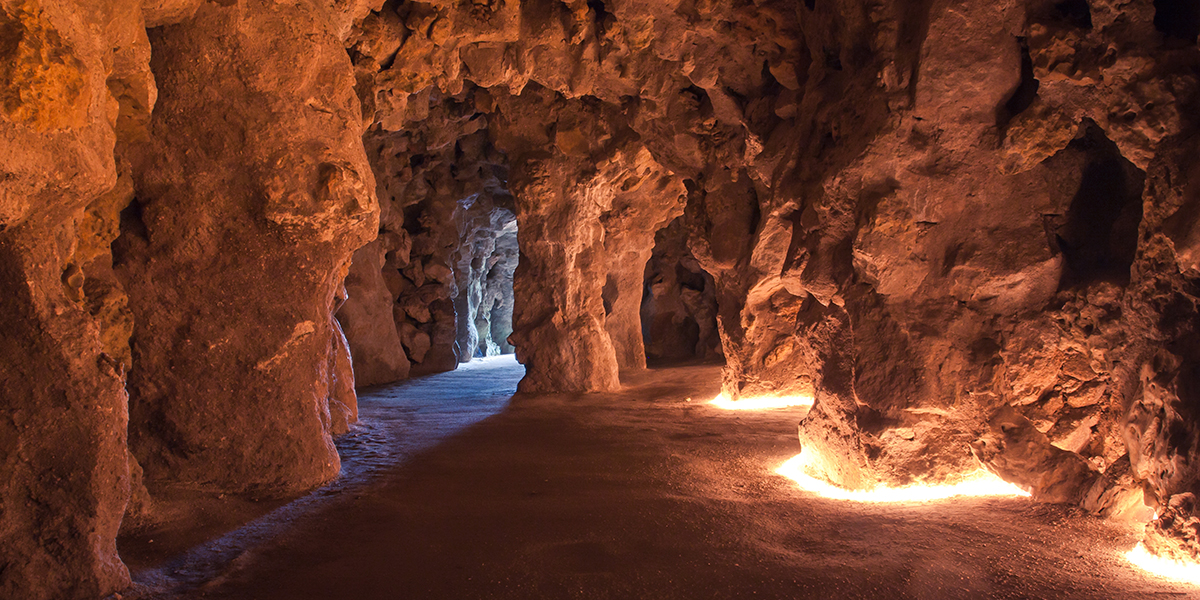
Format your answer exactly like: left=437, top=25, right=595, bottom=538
left=1125, top=542, right=1200, bottom=586
left=775, top=451, right=1030, bottom=503
left=708, top=392, right=815, bottom=411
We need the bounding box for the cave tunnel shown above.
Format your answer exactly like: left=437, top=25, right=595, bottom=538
left=4, top=0, right=1200, bottom=598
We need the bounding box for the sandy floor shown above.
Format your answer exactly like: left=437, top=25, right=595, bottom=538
left=123, top=356, right=1199, bottom=599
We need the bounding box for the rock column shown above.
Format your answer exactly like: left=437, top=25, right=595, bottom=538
left=117, top=0, right=378, bottom=495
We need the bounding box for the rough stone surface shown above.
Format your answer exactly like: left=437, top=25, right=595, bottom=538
left=0, top=0, right=153, bottom=597
left=5, top=0, right=1200, bottom=592
left=116, top=0, right=378, bottom=495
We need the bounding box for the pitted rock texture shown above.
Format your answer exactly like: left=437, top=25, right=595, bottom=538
left=0, top=0, right=154, bottom=597
left=116, top=0, right=378, bottom=495
left=4, top=0, right=1200, bottom=595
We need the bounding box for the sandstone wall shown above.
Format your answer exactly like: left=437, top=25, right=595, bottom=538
left=4, top=0, right=1200, bottom=595
left=0, top=1, right=152, bottom=597
left=343, top=0, right=1200, bottom=542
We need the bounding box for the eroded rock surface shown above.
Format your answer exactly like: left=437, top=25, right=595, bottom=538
left=340, top=0, right=1200, bottom=556
left=4, top=0, right=1200, bottom=594
left=0, top=0, right=153, bottom=597
left=117, top=0, right=378, bottom=495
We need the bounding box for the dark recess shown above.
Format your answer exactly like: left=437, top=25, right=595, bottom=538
left=587, top=0, right=609, bottom=26
left=112, top=199, right=149, bottom=268
left=602, top=275, right=617, bottom=316
left=1055, top=126, right=1145, bottom=288
left=1154, top=0, right=1200, bottom=41
left=1000, top=37, right=1040, bottom=126
left=1054, top=0, right=1093, bottom=29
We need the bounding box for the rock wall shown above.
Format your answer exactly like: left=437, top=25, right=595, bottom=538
left=4, top=0, right=1200, bottom=594
left=116, top=0, right=379, bottom=497
left=0, top=1, right=152, bottom=597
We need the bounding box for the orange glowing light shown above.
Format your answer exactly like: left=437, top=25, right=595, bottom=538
left=708, top=392, right=815, bottom=411
left=1125, top=542, right=1200, bottom=585
left=775, top=451, right=1030, bottom=503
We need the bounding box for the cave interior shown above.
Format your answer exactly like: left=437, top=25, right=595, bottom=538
left=3, top=0, right=1200, bottom=597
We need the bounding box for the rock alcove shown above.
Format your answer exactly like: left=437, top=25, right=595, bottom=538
left=1, top=0, right=1200, bottom=597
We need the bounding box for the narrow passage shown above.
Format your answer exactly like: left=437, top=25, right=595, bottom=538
left=131, top=358, right=1189, bottom=599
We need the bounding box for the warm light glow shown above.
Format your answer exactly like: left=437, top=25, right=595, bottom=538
left=1125, top=542, right=1200, bottom=585
left=708, top=392, right=815, bottom=410
left=775, top=452, right=1030, bottom=503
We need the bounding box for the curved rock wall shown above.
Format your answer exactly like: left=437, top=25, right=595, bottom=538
left=116, top=0, right=378, bottom=496
left=3, top=0, right=1200, bottom=595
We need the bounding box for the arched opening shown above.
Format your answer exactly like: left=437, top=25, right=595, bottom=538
left=640, top=216, right=722, bottom=366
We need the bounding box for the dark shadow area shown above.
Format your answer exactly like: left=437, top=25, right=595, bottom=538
left=1154, top=0, right=1200, bottom=42
left=1055, top=0, right=1093, bottom=29
left=1055, top=125, right=1145, bottom=288
left=999, top=37, right=1040, bottom=127
left=640, top=216, right=724, bottom=367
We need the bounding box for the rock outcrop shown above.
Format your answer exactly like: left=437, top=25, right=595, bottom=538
left=116, top=0, right=378, bottom=497
left=0, top=1, right=152, bottom=597
left=4, top=0, right=1200, bottom=595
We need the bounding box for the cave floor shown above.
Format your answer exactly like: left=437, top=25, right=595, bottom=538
left=124, top=355, right=1194, bottom=599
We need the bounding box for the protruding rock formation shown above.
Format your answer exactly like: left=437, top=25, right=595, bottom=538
left=4, top=0, right=1200, bottom=595
left=117, top=0, right=377, bottom=496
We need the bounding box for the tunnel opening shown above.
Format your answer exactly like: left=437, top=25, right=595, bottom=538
left=336, top=86, right=522, bottom=383
left=640, top=216, right=723, bottom=367
left=458, top=210, right=519, bottom=360
left=1052, top=124, right=1145, bottom=289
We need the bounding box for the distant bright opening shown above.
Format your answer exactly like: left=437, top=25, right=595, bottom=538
left=776, top=449, right=1030, bottom=503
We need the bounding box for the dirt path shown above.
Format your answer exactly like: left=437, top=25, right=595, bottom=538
left=126, top=356, right=1196, bottom=599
